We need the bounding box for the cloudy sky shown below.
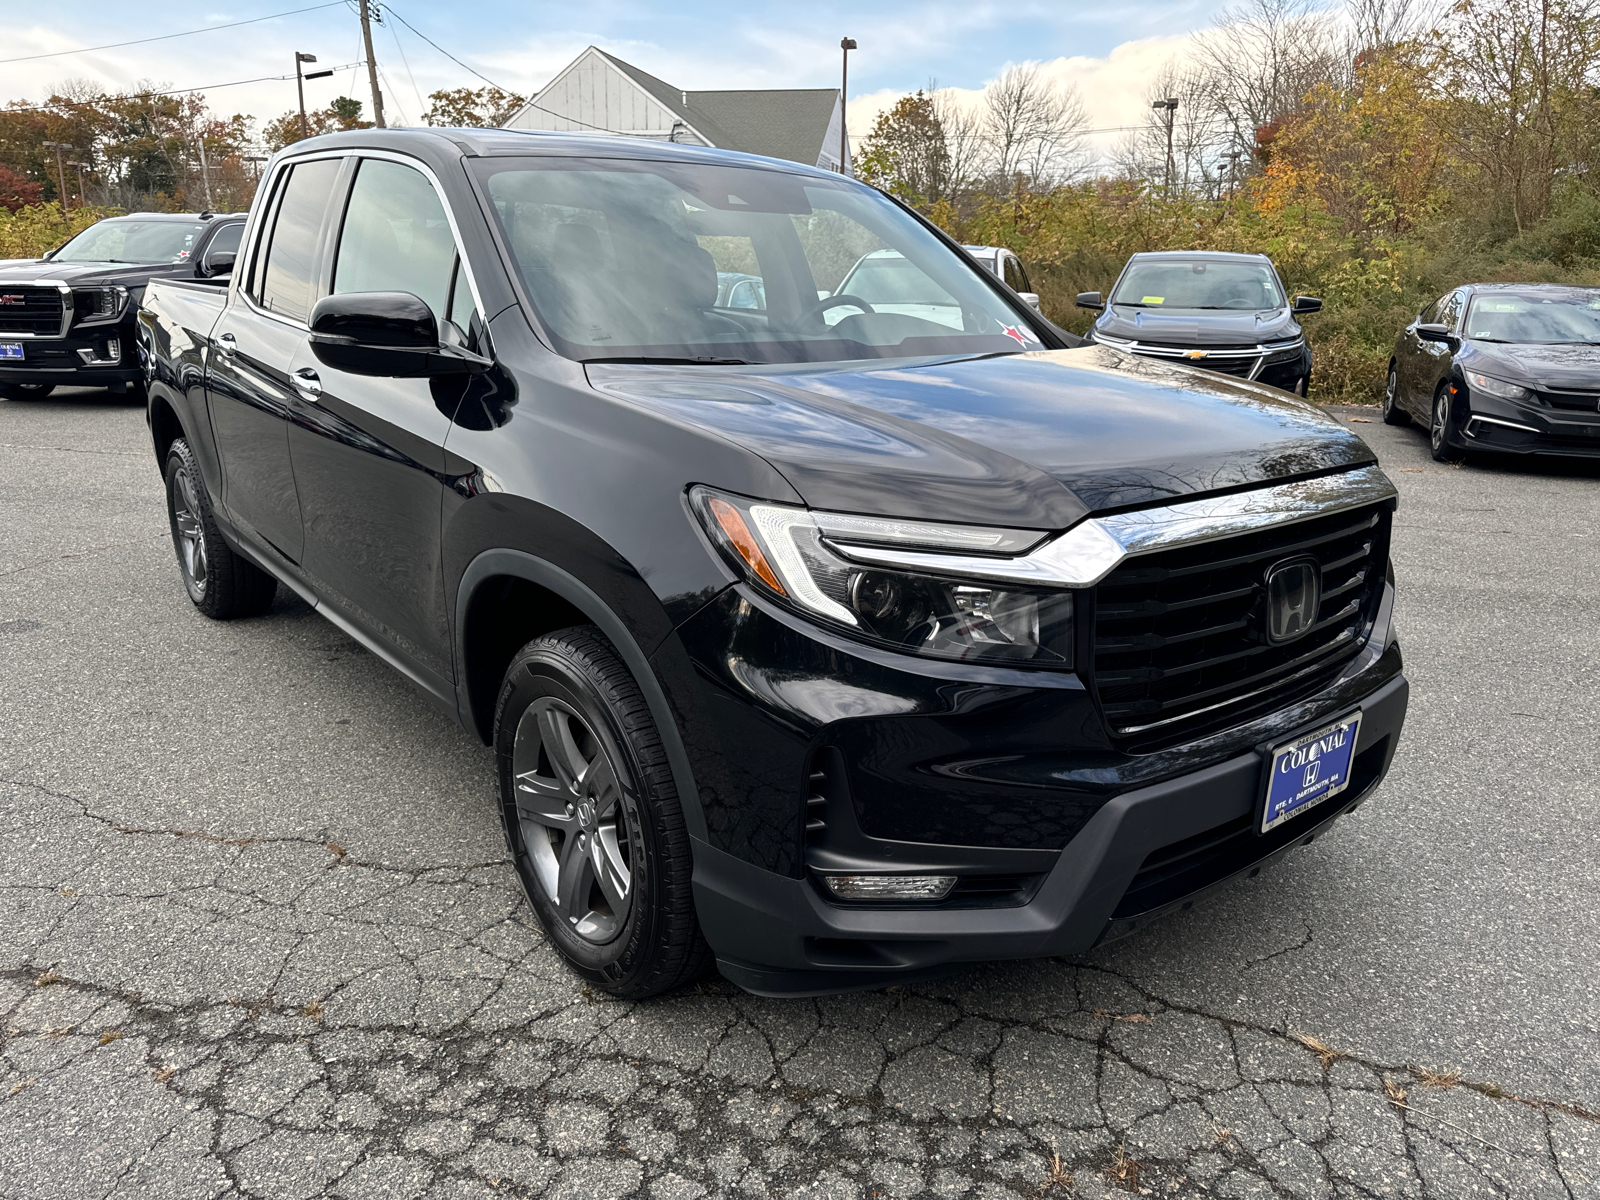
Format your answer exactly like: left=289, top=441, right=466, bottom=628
left=5, top=0, right=1239, bottom=163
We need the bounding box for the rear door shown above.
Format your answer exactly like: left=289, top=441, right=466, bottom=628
left=282, top=153, right=476, bottom=695
left=207, top=156, right=344, bottom=564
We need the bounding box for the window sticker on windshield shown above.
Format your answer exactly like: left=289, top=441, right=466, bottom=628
left=1480, top=302, right=1522, bottom=311
left=1142, top=296, right=1165, bottom=304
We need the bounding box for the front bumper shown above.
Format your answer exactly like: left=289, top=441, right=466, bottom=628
left=1460, top=389, right=1600, bottom=457
left=0, top=329, right=139, bottom=390
left=696, top=672, right=1404, bottom=995
left=667, top=571, right=1406, bottom=996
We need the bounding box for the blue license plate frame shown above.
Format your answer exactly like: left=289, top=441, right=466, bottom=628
left=1259, top=711, right=1363, bottom=834
left=0, top=343, right=23, bottom=361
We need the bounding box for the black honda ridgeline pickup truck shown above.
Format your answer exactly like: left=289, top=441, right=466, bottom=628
left=138, top=130, right=1408, bottom=998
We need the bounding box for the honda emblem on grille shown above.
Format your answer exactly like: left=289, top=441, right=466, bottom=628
left=1265, top=557, right=1321, bottom=644
left=1183, top=349, right=1209, bottom=359
left=0, top=295, right=22, bottom=306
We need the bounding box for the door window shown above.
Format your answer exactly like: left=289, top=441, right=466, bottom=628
left=333, top=158, right=458, bottom=320
left=256, top=158, right=342, bottom=323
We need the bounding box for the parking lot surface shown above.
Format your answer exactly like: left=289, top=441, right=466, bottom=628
left=1, top=390, right=1597, bottom=1199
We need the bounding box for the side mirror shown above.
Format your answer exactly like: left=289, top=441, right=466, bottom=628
left=1075, top=291, right=1103, bottom=311
left=1291, top=295, right=1322, bottom=315
left=40, top=248, right=57, bottom=261
left=200, top=249, right=236, bottom=278
left=308, top=292, right=490, bottom=377
left=1416, top=322, right=1455, bottom=345
left=1018, top=291, right=1041, bottom=311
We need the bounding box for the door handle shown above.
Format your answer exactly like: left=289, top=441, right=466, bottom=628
left=216, top=332, right=237, bottom=357
left=292, top=367, right=322, bottom=400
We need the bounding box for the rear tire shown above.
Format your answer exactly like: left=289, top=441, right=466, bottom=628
left=1382, top=363, right=1409, bottom=425
left=495, top=626, right=710, bottom=999
left=1429, top=382, right=1465, bottom=463
left=164, top=438, right=278, bottom=618
left=0, top=382, right=55, bottom=400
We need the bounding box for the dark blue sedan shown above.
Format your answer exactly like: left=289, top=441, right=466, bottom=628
left=1384, top=283, right=1600, bottom=461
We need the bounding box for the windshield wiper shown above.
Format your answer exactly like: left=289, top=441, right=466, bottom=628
left=582, top=355, right=752, bottom=366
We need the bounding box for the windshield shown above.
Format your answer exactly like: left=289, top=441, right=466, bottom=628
left=54, top=220, right=209, bottom=264
left=1110, top=259, right=1284, bottom=310
left=1463, top=291, right=1600, bottom=344
left=474, top=157, right=1041, bottom=364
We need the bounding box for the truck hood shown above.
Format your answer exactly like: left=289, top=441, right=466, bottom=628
left=1460, top=340, right=1600, bottom=390
left=1094, top=303, right=1301, bottom=347
left=588, top=345, right=1374, bottom=527
left=0, top=259, right=166, bottom=287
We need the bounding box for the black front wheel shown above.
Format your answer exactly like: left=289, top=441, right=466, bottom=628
left=1382, top=363, right=1409, bottom=425
left=0, top=382, right=55, bottom=400
left=496, top=627, right=710, bottom=999
left=1430, top=383, right=1465, bottom=463
left=164, top=438, right=278, bottom=618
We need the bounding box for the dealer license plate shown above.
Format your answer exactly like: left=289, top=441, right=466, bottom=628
left=0, top=343, right=23, bottom=360
left=1260, top=712, right=1362, bottom=833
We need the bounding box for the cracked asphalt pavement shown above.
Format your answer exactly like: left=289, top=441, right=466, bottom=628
left=2, top=391, right=1598, bottom=1199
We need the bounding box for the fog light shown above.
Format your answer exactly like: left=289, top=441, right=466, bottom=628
left=824, top=874, right=957, bottom=901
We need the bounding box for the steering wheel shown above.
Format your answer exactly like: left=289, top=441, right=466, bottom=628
left=802, top=294, right=876, bottom=325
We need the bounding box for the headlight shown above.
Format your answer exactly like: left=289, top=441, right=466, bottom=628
left=1091, top=332, right=1135, bottom=348
left=1464, top=370, right=1531, bottom=403
left=71, top=285, right=127, bottom=323
left=690, top=487, right=1074, bottom=667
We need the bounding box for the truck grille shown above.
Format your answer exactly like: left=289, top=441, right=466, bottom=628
left=0, top=286, right=65, bottom=336
left=1089, top=499, right=1391, bottom=749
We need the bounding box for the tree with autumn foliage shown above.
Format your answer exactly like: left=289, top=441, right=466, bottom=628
left=422, top=87, right=528, bottom=128
left=262, top=96, right=372, bottom=152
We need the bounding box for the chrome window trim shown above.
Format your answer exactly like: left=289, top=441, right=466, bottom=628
left=0, top=282, right=73, bottom=338
left=828, top=464, right=1397, bottom=590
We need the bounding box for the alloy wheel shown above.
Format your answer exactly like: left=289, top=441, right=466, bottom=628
left=1431, top=388, right=1448, bottom=453
left=511, top=696, right=638, bottom=945
left=171, top=466, right=209, bottom=596
left=1384, top=367, right=1397, bottom=416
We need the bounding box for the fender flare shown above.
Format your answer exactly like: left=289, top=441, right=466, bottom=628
left=454, top=548, right=708, bottom=843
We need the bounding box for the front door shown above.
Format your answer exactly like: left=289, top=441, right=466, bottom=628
left=207, top=156, right=344, bottom=564
left=284, top=155, right=470, bottom=692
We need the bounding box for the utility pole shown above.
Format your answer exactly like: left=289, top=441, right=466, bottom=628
left=70, top=161, right=88, bottom=207
left=1151, top=98, right=1178, bottom=194
left=360, top=0, right=386, bottom=128
left=197, top=138, right=214, bottom=211
left=1224, top=149, right=1245, bottom=200
left=839, top=37, right=856, bottom=175
left=296, top=52, right=318, bottom=140
left=42, top=141, right=70, bottom=210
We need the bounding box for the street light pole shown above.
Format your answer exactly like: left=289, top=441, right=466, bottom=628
left=1151, top=98, right=1179, bottom=194
left=41, top=141, right=70, bottom=210
left=839, top=37, right=856, bottom=176
left=295, top=52, right=318, bottom=141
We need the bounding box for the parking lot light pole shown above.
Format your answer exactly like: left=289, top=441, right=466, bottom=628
left=840, top=38, right=856, bottom=176
left=41, top=141, right=70, bottom=210
left=1151, top=98, right=1179, bottom=194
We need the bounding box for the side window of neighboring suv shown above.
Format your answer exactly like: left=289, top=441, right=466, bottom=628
left=333, top=158, right=458, bottom=321
left=1003, top=255, right=1028, bottom=293
left=256, top=158, right=342, bottom=323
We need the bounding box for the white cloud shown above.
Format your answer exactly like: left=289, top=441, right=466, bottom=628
left=846, top=32, right=1205, bottom=170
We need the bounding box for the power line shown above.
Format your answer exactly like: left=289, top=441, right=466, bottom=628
left=2, top=63, right=366, bottom=113
left=0, top=2, right=347, bottom=65
left=372, top=3, right=513, bottom=92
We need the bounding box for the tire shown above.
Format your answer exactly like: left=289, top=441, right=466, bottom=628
left=1294, top=373, right=1311, bottom=398
left=1429, top=382, right=1464, bottom=463
left=0, top=382, right=55, bottom=400
left=1382, top=362, right=1409, bottom=425
left=495, top=626, right=710, bottom=999
left=164, top=438, right=278, bottom=618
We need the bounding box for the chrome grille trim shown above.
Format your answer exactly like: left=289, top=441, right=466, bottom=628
left=831, top=464, right=1398, bottom=591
